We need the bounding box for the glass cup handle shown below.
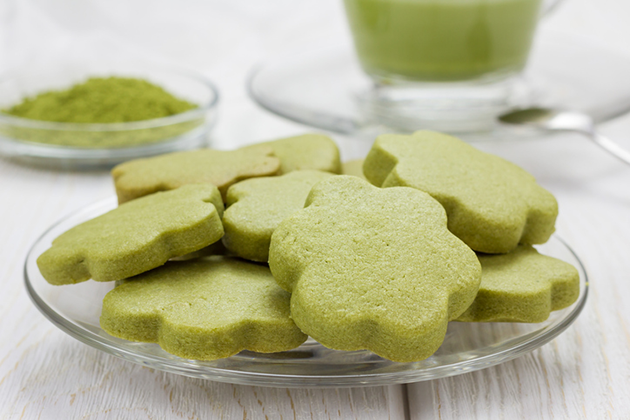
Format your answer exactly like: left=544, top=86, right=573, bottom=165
left=541, top=0, right=564, bottom=17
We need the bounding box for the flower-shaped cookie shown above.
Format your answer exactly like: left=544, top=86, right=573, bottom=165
left=101, top=257, right=307, bottom=360
left=363, top=131, right=558, bottom=253
left=244, top=133, right=341, bottom=174
left=37, top=184, right=224, bottom=285
left=112, top=146, right=280, bottom=203
left=457, top=245, right=580, bottom=322
left=223, top=170, right=334, bottom=262
left=269, top=176, right=481, bottom=362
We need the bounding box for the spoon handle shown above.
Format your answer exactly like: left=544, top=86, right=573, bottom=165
left=589, top=131, right=630, bottom=166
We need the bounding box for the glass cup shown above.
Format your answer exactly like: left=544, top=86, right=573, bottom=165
left=343, top=0, right=562, bottom=132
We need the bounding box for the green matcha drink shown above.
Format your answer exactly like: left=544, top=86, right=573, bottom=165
left=344, top=0, right=542, bottom=82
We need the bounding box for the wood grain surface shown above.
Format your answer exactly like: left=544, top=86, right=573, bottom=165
left=1, top=0, right=630, bottom=418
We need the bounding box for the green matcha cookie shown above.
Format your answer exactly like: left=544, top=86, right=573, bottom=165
left=101, top=257, right=307, bottom=360
left=457, top=245, right=580, bottom=323
left=269, top=176, right=481, bottom=362
left=223, top=170, right=334, bottom=262
left=37, top=184, right=224, bottom=285
left=246, top=133, right=341, bottom=174
left=112, top=146, right=280, bottom=203
left=363, top=131, right=558, bottom=253
left=342, top=159, right=366, bottom=179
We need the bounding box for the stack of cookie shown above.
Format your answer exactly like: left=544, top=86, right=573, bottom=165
left=36, top=131, right=580, bottom=362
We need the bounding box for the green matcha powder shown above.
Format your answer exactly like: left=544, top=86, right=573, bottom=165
left=3, top=76, right=196, bottom=123
left=0, top=77, right=201, bottom=148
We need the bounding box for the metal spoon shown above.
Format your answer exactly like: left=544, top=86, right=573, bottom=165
left=499, top=108, right=630, bottom=166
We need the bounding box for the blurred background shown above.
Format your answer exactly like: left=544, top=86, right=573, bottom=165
left=2, top=0, right=629, bottom=146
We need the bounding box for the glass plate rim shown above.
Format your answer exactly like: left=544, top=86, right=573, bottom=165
left=24, top=197, right=589, bottom=387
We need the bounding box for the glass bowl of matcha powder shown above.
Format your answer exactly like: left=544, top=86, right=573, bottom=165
left=0, top=66, right=218, bottom=168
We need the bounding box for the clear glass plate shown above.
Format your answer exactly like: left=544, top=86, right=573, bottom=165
left=248, top=28, right=630, bottom=140
left=24, top=198, right=588, bottom=388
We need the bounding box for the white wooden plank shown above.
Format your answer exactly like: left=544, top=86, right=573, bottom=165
left=1, top=332, right=405, bottom=419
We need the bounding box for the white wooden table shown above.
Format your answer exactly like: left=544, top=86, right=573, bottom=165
left=2, top=0, right=630, bottom=418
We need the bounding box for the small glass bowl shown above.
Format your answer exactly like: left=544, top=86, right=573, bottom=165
left=0, top=64, right=219, bottom=169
